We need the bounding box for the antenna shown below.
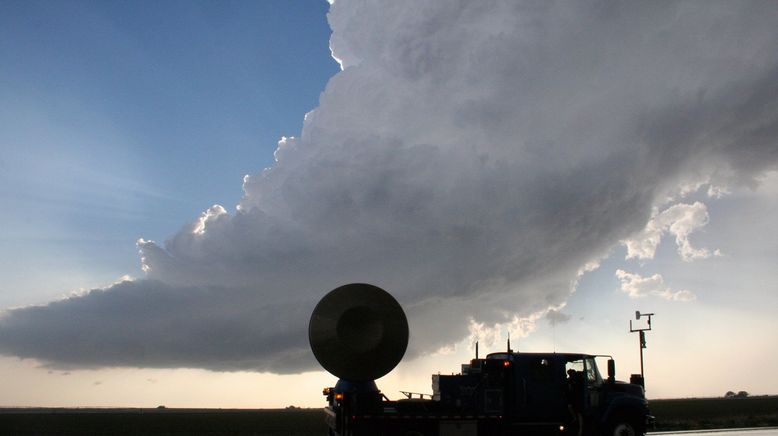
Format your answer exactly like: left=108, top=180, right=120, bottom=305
left=507, top=333, right=512, bottom=353
left=475, top=341, right=479, bottom=360
left=552, top=321, right=556, bottom=353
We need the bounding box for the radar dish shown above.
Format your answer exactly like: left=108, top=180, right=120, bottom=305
left=309, top=283, right=408, bottom=382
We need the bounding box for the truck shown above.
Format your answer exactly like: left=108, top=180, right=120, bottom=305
left=309, top=283, right=654, bottom=436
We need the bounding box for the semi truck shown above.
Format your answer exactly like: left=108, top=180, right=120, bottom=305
left=309, top=283, right=654, bottom=436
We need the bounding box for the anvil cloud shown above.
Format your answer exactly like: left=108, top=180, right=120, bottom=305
left=1, top=1, right=777, bottom=372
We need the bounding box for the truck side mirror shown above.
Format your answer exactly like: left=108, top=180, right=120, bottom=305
left=607, top=359, right=615, bottom=382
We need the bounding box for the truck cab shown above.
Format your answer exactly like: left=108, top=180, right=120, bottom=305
left=479, top=352, right=652, bottom=436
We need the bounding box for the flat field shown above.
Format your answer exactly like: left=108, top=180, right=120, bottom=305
left=2, top=396, right=777, bottom=434
left=649, top=395, right=778, bottom=431
left=0, top=408, right=328, bottom=436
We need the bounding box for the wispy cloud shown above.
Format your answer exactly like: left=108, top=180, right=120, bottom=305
left=623, top=202, right=722, bottom=262
left=615, top=270, right=696, bottom=302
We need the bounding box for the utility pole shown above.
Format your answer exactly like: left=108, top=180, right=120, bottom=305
left=630, top=311, right=654, bottom=387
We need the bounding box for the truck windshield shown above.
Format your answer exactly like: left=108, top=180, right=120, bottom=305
left=584, top=357, right=602, bottom=385
left=564, top=358, right=601, bottom=385
left=565, top=359, right=584, bottom=375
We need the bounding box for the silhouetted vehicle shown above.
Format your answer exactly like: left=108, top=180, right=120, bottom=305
left=310, top=284, right=654, bottom=436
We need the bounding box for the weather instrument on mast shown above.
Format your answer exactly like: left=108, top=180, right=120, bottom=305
left=630, top=310, right=654, bottom=388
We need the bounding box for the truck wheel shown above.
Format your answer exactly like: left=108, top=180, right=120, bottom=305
left=607, top=416, right=643, bottom=436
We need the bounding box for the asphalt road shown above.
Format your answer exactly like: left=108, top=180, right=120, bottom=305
left=653, top=428, right=778, bottom=436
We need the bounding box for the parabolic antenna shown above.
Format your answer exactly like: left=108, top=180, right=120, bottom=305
left=308, top=283, right=409, bottom=382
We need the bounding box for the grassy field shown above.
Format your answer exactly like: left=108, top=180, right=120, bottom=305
left=0, top=408, right=329, bottom=436
left=2, top=396, right=777, bottom=434
left=649, top=395, right=778, bottom=431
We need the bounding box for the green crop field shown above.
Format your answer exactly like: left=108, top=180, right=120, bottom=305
left=649, top=395, right=778, bottom=431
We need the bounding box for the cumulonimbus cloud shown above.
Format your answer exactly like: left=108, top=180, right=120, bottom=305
left=1, top=1, right=777, bottom=372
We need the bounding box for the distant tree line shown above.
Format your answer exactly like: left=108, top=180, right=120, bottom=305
left=724, top=390, right=749, bottom=398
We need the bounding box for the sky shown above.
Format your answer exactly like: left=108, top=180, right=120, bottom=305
left=0, top=0, right=777, bottom=408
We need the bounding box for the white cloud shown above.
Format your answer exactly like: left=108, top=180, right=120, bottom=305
left=707, top=185, right=730, bottom=199
left=623, top=202, right=721, bottom=262
left=1, top=1, right=776, bottom=372
left=468, top=311, right=541, bottom=353
left=615, top=269, right=696, bottom=302
left=192, top=205, right=228, bottom=236
left=468, top=319, right=503, bottom=350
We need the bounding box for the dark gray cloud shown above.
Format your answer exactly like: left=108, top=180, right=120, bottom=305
left=1, top=0, right=777, bottom=372
left=0, top=280, right=315, bottom=372
left=546, top=310, right=572, bottom=327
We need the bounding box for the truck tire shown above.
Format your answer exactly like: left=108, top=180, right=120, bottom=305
left=606, top=416, right=643, bottom=436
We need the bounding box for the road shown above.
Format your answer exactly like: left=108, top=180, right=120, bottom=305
left=653, top=428, right=778, bottom=436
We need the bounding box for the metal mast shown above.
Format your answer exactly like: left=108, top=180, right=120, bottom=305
left=630, top=311, right=654, bottom=386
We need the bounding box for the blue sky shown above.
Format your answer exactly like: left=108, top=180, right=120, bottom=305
left=0, top=1, right=776, bottom=408
left=1, top=0, right=339, bottom=306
